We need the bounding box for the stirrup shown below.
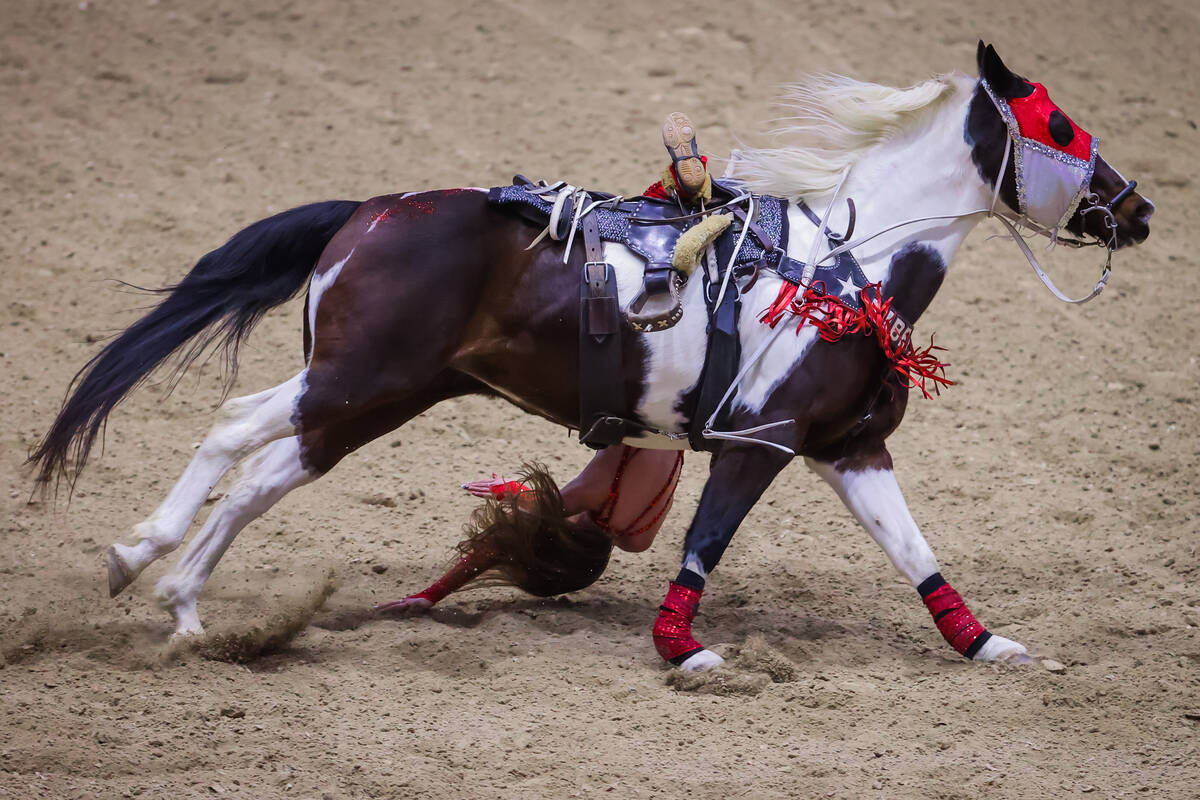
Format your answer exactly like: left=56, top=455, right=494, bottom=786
left=626, top=264, right=684, bottom=332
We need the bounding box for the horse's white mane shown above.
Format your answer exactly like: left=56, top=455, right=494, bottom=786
left=730, top=73, right=960, bottom=200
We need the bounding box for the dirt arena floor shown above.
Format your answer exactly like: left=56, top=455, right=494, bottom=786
left=2, top=1, right=1197, bottom=797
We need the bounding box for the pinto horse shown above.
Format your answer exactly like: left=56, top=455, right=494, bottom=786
left=31, top=44, right=1153, bottom=670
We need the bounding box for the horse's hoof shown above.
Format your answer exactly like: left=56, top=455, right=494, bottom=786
left=678, top=649, right=724, bottom=672
left=974, top=634, right=1031, bottom=665
left=105, top=545, right=135, bottom=597
left=168, top=627, right=205, bottom=643
left=165, top=626, right=206, bottom=653
left=1003, top=649, right=1035, bottom=666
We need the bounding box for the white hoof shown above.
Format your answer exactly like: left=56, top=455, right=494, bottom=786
left=168, top=625, right=205, bottom=644
left=106, top=544, right=138, bottom=597
left=678, top=649, right=724, bottom=672
left=974, top=634, right=1032, bottom=665
left=107, top=530, right=173, bottom=597
left=156, top=579, right=204, bottom=638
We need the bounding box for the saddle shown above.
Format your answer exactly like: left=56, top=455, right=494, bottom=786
left=486, top=177, right=796, bottom=451
left=488, top=176, right=784, bottom=332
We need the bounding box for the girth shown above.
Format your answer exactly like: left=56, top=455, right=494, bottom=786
left=577, top=212, right=628, bottom=448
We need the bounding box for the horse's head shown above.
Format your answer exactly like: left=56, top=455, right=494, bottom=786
left=966, top=41, right=1154, bottom=250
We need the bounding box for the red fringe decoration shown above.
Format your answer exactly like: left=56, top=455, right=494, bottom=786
left=760, top=280, right=954, bottom=399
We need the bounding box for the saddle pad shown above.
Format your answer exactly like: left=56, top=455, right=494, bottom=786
left=776, top=250, right=872, bottom=312
left=488, top=180, right=786, bottom=269
left=488, top=183, right=631, bottom=243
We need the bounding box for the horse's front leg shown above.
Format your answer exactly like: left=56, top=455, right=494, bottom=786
left=806, top=450, right=1031, bottom=664
left=654, top=444, right=792, bottom=671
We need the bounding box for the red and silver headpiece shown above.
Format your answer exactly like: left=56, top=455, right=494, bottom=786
left=982, top=78, right=1099, bottom=233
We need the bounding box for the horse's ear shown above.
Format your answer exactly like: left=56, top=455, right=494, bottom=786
left=979, top=43, right=1020, bottom=97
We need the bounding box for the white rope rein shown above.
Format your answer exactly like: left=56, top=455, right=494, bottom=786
left=524, top=183, right=629, bottom=263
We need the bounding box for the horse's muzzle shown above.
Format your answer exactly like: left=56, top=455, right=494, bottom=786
left=1114, top=192, right=1154, bottom=248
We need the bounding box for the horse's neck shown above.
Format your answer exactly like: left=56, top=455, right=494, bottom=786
left=789, top=82, right=992, bottom=294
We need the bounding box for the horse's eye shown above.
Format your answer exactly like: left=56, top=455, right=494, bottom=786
left=1048, top=110, right=1075, bottom=147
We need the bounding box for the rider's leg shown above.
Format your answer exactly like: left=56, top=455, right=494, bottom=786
left=661, top=112, right=710, bottom=202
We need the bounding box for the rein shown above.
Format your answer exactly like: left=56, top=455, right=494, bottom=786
left=698, top=112, right=1130, bottom=454
left=806, top=135, right=1120, bottom=306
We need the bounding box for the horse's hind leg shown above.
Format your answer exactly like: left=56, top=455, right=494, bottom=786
left=106, top=372, right=306, bottom=596
left=151, top=373, right=483, bottom=636
left=806, top=451, right=1031, bottom=664
left=153, top=435, right=314, bottom=636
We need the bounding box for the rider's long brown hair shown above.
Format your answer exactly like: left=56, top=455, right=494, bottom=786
left=456, top=462, right=613, bottom=597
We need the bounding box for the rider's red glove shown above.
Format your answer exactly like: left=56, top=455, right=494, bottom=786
left=490, top=480, right=530, bottom=499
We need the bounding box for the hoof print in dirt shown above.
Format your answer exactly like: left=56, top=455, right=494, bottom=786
left=666, top=636, right=799, bottom=696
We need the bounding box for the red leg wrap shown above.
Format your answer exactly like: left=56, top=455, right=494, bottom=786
left=653, top=582, right=704, bottom=663
left=923, top=582, right=989, bottom=658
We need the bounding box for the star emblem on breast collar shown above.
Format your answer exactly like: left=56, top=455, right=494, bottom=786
left=837, top=273, right=860, bottom=298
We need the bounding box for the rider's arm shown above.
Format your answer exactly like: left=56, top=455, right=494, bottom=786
left=377, top=543, right=499, bottom=611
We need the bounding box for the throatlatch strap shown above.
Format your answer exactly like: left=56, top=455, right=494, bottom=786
left=917, top=573, right=992, bottom=659
left=653, top=581, right=704, bottom=664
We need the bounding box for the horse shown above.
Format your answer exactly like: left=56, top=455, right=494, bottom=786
left=30, top=43, right=1154, bottom=671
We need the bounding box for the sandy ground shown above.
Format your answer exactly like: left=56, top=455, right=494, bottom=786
left=1, top=1, right=1197, bottom=797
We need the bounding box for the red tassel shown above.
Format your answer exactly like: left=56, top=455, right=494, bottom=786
left=760, top=281, right=954, bottom=399
left=761, top=282, right=799, bottom=327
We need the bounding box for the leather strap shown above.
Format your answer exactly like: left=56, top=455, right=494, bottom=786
left=688, top=264, right=741, bottom=452
left=796, top=197, right=856, bottom=245
left=578, top=211, right=628, bottom=448
left=729, top=205, right=777, bottom=253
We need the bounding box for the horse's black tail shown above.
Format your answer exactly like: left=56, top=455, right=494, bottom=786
left=29, top=199, right=362, bottom=490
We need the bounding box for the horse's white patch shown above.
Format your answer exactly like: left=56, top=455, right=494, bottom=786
left=307, top=248, right=353, bottom=342
left=605, top=243, right=707, bottom=437
left=805, top=459, right=938, bottom=585
left=728, top=85, right=988, bottom=420
left=110, top=371, right=308, bottom=611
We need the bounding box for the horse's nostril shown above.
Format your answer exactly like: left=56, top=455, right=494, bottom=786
left=1133, top=199, right=1155, bottom=225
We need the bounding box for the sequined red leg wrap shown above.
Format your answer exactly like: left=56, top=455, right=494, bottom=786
left=653, top=581, right=705, bottom=665
left=917, top=573, right=992, bottom=659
